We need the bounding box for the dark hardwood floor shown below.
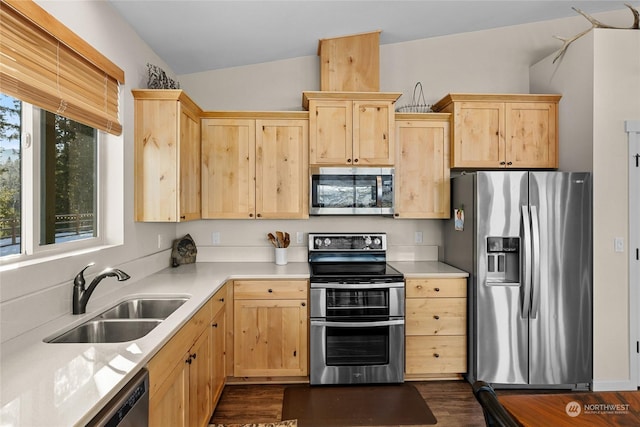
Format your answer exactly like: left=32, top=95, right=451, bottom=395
left=210, top=380, right=487, bottom=426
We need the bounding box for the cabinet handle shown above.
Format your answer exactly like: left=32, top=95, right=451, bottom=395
left=507, top=161, right=513, bottom=166
left=180, top=215, right=186, bottom=220
left=416, top=285, right=422, bottom=289
left=301, top=302, right=306, bottom=307
left=499, top=161, right=506, bottom=165
left=347, top=158, right=352, bottom=163
left=434, top=353, right=440, bottom=358
left=219, top=298, right=225, bottom=302
left=434, top=287, right=440, bottom=292
left=434, top=315, right=440, bottom=320
left=268, top=288, right=273, bottom=293
left=212, top=323, right=218, bottom=328
left=249, top=213, right=254, bottom=218
left=257, top=213, right=262, bottom=218
left=353, top=158, right=359, bottom=163
left=186, top=356, right=192, bottom=365
left=192, top=353, right=197, bottom=360
left=293, top=350, right=297, bottom=357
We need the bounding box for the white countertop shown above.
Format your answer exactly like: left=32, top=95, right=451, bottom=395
left=0, top=260, right=466, bottom=426
left=389, top=261, right=469, bottom=278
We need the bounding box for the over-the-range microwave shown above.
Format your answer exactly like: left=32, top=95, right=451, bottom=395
left=309, top=167, right=394, bottom=215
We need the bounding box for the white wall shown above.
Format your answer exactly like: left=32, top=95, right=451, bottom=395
left=531, top=29, right=640, bottom=390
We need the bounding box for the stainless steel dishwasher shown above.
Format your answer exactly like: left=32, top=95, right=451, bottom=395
left=86, top=368, right=149, bottom=427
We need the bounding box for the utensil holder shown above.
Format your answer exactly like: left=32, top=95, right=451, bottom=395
left=275, top=248, right=288, bottom=265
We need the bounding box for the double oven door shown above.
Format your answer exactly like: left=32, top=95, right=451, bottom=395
left=309, top=281, right=405, bottom=385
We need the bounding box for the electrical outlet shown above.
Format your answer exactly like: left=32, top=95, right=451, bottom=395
left=414, top=231, right=423, bottom=244
left=212, top=231, right=221, bottom=245
left=614, top=237, right=624, bottom=253
left=296, top=232, right=304, bottom=245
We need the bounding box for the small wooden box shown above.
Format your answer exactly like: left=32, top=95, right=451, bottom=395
left=318, top=30, right=380, bottom=92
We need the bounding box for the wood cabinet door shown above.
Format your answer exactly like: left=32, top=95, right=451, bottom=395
left=505, top=102, right=558, bottom=168
left=395, top=119, right=450, bottom=218
left=189, top=329, right=212, bottom=427
left=309, top=100, right=352, bottom=165
left=255, top=119, right=309, bottom=219
left=452, top=102, right=505, bottom=168
left=201, top=119, right=256, bottom=218
left=134, top=98, right=179, bottom=221
left=148, top=354, right=190, bottom=427
left=178, top=104, right=201, bottom=221
left=210, top=305, right=226, bottom=407
left=353, top=100, right=394, bottom=165
left=234, top=298, right=308, bottom=377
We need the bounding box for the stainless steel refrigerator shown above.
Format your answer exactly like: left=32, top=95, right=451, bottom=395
left=444, top=171, right=592, bottom=388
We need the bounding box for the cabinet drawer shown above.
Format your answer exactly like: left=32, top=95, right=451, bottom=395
left=406, top=278, right=466, bottom=298
left=210, top=285, right=227, bottom=316
left=406, top=298, right=466, bottom=336
left=234, top=280, right=308, bottom=299
left=405, top=336, right=466, bottom=375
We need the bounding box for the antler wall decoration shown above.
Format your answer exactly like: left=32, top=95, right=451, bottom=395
left=553, top=3, right=640, bottom=63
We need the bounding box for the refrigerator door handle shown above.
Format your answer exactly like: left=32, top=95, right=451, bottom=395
left=530, top=205, right=541, bottom=319
left=521, top=205, right=532, bottom=318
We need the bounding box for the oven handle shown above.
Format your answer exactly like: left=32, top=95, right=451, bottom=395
left=310, top=319, right=404, bottom=328
left=310, top=282, right=404, bottom=289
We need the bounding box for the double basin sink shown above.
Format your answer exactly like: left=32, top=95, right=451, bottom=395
left=46, top=297, right=189, bottom=344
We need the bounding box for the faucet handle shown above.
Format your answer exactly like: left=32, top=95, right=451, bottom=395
left=74, top=262, right=95, bottom=287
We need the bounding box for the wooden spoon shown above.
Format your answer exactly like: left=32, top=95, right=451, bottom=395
left=267, top=233, right=279, bottom=247
left=284, top=232, right=290, bottom=248
left=276, top=231, right=285, bottom=248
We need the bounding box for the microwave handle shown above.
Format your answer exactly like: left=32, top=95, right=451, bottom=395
left=376, top=175, right=382, bottom=207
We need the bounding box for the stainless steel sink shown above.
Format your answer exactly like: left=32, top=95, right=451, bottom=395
left=47, top=319, right=162, bottom=343
left=97, top=297, right=189, bottom=320
left=45, top=296, right=189, bottom=344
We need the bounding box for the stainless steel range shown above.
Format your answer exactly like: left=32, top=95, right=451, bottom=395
left=308, top=233, right=405, bottom=385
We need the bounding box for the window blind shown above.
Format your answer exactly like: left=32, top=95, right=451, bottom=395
left=0, top=0, right=124, bottom=135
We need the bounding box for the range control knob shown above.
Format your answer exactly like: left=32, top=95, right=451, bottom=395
left=374, top=237, right=381, bottom=246
left=364, top=236, right=372, bottom=246
left=324, top=238, right=331, bottom=247
left=314, top=238, right=322, bottom=248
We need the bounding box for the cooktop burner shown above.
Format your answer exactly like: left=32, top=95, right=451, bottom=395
left=308, top=233, right=404, bottom=283
left=310, top=262, right=404, bottom=283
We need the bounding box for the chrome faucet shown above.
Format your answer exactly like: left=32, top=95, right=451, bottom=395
left=73, top=263, right=131, bottom=314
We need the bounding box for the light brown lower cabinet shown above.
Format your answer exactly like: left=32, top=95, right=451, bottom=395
left=233, top=280, right=308, bottom=378
left=405, top=277, right=467, bottom=380
left=147, top=285, right=227, bottom=427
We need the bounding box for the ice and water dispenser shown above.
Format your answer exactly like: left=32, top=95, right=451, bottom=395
left=486, top=237, right=519, bottom=283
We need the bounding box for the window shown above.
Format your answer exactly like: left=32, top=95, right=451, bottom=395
left=0, top=93, right=100, bottom=259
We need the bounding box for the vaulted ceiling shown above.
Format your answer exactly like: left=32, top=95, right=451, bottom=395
left=108, top=1, right=631, bottom=75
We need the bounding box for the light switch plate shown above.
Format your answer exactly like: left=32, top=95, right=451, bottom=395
left=614, top=237, right=624, bottom=253
left=296, top=232, right=304, bottom=245
left=414, top=231, right=423, bottom=244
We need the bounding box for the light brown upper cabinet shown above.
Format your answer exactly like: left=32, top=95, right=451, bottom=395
left=303, top=91, right=401, bottom=166
left=432, top=94, right=561, bottom=169
left=201, top=112, right=309, bottom=219
left=395, top=114, right=451, bottom=219
left=133, top=90, right=202, bottom=222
